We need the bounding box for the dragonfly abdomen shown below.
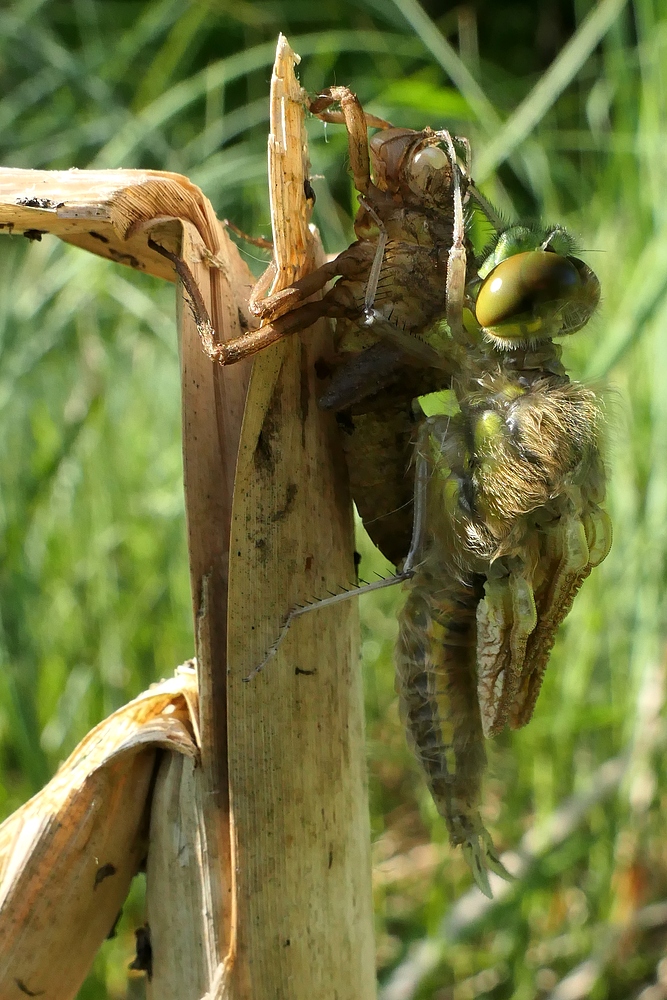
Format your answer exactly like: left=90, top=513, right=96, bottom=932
left=396, top=564, right=508, bottom=895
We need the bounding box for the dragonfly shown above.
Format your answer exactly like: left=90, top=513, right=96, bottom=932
left=155, top=87, right=611, bottom=896
left=396, top=223, right=610, bottom=892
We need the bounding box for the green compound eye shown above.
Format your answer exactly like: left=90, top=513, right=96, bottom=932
left=474, top=250, right=600, bottom=343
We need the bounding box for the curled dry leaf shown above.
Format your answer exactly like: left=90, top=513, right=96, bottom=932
left=0, top=664, right=199, bottom=1000
left=0, top=167, right=236, bottom=283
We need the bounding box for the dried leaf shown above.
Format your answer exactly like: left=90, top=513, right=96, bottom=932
left=0, top=665, right=198, bottom=1000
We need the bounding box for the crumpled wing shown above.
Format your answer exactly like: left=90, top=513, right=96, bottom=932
left=509, top=506, right=612, bottom=730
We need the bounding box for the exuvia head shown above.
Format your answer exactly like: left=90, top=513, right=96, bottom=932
left=369, top=127, right=462, bottom=207
left=470, top=225, right=600, bottom=349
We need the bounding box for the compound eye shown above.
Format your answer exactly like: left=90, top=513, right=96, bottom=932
left=407, top=144, right=449, bottom=191
left=474, top=250, right=598, bottom=339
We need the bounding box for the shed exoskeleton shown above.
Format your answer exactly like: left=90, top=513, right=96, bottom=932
left=190, top=87, right=476, bottom=565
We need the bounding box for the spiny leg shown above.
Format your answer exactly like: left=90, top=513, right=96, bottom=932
left=243, top=569, right=411, bottom=681
left=361, top=312, right=454, bottom=370
left=309, top=86, right=392, bottom=196
left=468, top=184, right=505, bottom=231
left=440, top=131, right=468, bottom=344
left=243, top=449, right=434, bottom=680
left=451, top=133, right=504, bottom=232
left=149, top=238, right=365, bottom=365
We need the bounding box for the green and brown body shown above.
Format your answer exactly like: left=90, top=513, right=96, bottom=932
left=395, top=341, right=611, bottom=893
left=396, top=563, right=506, bottom=891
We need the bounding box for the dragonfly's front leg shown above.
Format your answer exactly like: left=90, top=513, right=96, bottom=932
left=309, top=86, right=392, bottom=197
left=149, top=238, right=372, bottom=366
left=441, top=132, right=468, bottom=344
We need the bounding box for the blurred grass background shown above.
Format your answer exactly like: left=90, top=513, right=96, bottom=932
left=0, top=0, right=664, bottom=996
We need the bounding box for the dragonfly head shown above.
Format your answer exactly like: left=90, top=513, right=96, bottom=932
left=369, top=127, right=460, bottom=209
left=470, top=225, right=600, bottom=349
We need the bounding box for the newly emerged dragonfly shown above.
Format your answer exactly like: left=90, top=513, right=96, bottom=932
left=395, top=223, right=610, bottom=892
left=157, top=87, right=611, bottom=896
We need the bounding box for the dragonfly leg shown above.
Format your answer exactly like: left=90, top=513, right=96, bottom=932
left=150, top=237, right=333, bottom=364
left=468, top=184, right=505, bottom=231
left=244, top=450, right=432, bottom=680
left=309, top=86, right=392, bottom=196
left=149, top=238, right=373, bottom=365
left=441, top=132, right=468, bottom=344
left=243, top=569, right=412, bottom=682
left=361, top=309, right=453, bottom=370
left=445, top=133, right=506, bottom=234
left=247, top=252, right=353, bottom=324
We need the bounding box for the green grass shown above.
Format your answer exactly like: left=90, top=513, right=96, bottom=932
left=1, top=1, right=666, bottom=996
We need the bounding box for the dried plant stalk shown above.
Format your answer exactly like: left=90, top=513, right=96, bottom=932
left=144, top=208, right=252, bottom=998
left=221, top=36, right=375, bottom=1000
